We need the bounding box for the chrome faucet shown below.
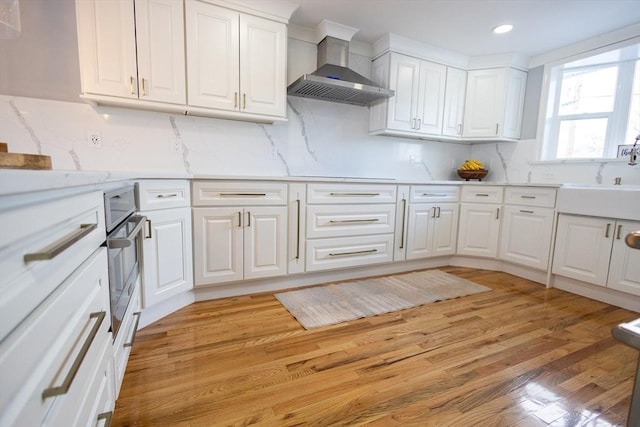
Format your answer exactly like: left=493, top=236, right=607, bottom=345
left=630, top=134, right=639, bottom=166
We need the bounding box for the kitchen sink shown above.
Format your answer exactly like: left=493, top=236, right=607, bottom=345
left=558, top=184, right=640, bottom=220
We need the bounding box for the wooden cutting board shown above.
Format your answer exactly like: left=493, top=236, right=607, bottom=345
left=0, top=142, right=52, bottom=170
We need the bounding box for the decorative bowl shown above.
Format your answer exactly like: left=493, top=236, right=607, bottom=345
left=457, top=169, right=489, bottom=181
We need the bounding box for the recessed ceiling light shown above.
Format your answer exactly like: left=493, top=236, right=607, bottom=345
left=493, top=24, right=513, bottom=34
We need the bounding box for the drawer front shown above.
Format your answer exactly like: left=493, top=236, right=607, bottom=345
left=504, top=187, right=557, bottom=208
left=307, top=183, right=397, bottom=204
left=410, top=185, right=460, bottom=203
left=0, top=248, right=111, bottom=427
left=192, top=181, right=288, bottom=206
left=306, top=235, right=394, bottom=272
left=114, top=279, right=141, bottom=397
left=306, top=204, right=396, bottom=238
left=136, top=179, right=190, bottom=210
left=460, top=185, right=504, bottom=203
left=0, top=190, right=106, bottom=341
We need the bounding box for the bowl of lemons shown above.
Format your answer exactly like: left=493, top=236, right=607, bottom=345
left=457, top=159, right=489, bottom=181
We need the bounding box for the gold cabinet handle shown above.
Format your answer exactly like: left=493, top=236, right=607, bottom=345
left=123, top=312, right=141, bottom=348
left=496, top=208, right=500, bottom=220
left=238, top=211, right=242, bottom=228
left=605, top=223, right=611, bottom=238
left=97, top=411, right=113, bottom=427
left=243, top=93, right=246, bottom=109
left=130, top=76, right=135, bottom=94
left=42, top=311, right=105, bottom=398
left=145, top=219, right=152, bottom=239
left=328, top=249, right=378, bottom=257
left=24, top=223, right=97, bottom=262
left=247, top=211, right=251, bottom=227
left=329, top=219, right=380, bottom=224
left=616, top=224, right=622, bottom=240
left=399, top=198, right=407, bottom=249
left=141, top=78, right=147, bottom=96
left=234, top=92, right=238, bottom=109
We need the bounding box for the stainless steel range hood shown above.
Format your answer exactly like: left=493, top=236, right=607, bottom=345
left=287, top=36, right=394, bottom=106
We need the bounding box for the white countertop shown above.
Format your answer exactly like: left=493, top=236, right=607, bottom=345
left=0, top=168, right=579, bottom=197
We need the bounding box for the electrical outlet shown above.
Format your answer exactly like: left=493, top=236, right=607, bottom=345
left=87, top=131, right=102, bottom=148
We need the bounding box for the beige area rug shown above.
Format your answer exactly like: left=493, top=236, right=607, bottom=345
left=275, top=269, right=491, bottom=329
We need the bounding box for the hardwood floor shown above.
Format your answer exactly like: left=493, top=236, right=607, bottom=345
left=112, top=268, right=639, bottom=426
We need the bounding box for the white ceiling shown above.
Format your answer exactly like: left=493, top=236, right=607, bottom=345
left=288, top=0, right=640, bottom=58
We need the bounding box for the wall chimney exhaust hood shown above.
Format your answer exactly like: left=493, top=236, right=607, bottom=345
left=287, top=21, right=394, bottom=106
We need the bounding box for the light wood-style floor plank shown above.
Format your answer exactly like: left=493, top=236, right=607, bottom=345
left=112, top=268, right=638, bottom=426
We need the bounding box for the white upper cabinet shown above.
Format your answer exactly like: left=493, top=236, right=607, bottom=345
left=441, top=67, right=467, bottom=137
left=186, top=0, right=287, bottom=117
left=462, top=67, right=527, bottom=140
left=76, top=0, right=185, bottom=104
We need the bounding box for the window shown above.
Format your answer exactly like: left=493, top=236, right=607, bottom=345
left=540, top=42, right=640, bottom=161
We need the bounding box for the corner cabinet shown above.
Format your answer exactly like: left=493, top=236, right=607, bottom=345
left=185, top=0, right=287, bottom=118
left=370, top=52, right=466, bottom=140
left=462, top=67, right=527, bottom=140
left=136, top=180, right=193, bottom=308
left=553, top=215, right=640, bottom=296
left=456, top=185, right=503, bottom=258
left=192, top=181, right=288, bottom=286
left=76, top=0, right=186, bottom=104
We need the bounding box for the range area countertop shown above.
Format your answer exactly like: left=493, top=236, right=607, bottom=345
left=7, top=168, right=637, bottom=197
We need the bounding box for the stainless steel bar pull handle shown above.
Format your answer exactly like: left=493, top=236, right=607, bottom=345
left=97, top=411, right=113, bottom=427
left=157, top=193, right=178, bottom=198
left=476, top=193, right=490, bottom=197
left=42, top=311, right=105, bottom=399
left=123, top=312, right=141, bottom=348
left=457, top=124, right=462, bottom=135
left=437, top=206, right=441, bottom=218
left=496, top=208, right=500, bottom=220
left=130, top=76, right=135, bottom=94
left=329, top=192, right=380, bottom=197
left=234, top=92, right=238, bottom=109
left=141, top=78, right=147, bottom=96
left=399, top=198, right=407, bottom=249
left=243, top=93, right=246, bottom=109
left=220, top=193, right=267, bottom=197
left=24, top=223, right=97, bottom=262
left=328, top=249, right=378, bottom=257
left=432, top=207, right=437, bottom=218
left=616, top=224, right=622, bottom=240
left=238, top=211, right=242, bottom=228
left=145, top=219, right=152, bottom=239
left=295, top=199, right=301, bottom=259
left=519, top=210, right=534, bottom=214
left=412, top=118, right=416, bottom=129
left=521, top=195, right=536, bottom=199
left=495, top=123, right=499, bottom=135
left=247, top=211, right=251, bottom=227
left=329, top=219, right=379, bottom=224
left=605, top=223, right=611, bottom=238
left=422, top=193, right=448, bottom=197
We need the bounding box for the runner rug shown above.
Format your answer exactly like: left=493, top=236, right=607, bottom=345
left=275, top=269, right=491, bottom=329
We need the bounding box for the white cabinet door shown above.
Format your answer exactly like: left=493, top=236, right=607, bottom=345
left=607, top=220, right=640, bottom=296
left=457, top=203, right=501, bottom=257
left=239, top=14, right=287, bottom=117
left=406, top=203, right=458, bottom=260
left=502, top=68, right=527, bottom=139
left=414, top=60, right=446, bottom=135
left=431, top=203, right=459, bottom=257
left=244, top=207, right=287, bottom=280
left=141, top=207, right=193, bottom=308
left=186, top=1, right=239, bottom=110
left=387, top=53, right=421, bottom=132
left=134, top=0, right=186, bottom=104
left=552, top=215, right=612, bottom=286
left=193, top=207, right=243, bottom=285
left=462, top=68, right=506, bottom=138
left=442, top=67, right=466, bottom=137
left=499, top=206, right=554, bottom=270
left=76, top=0, right=137, bottom=98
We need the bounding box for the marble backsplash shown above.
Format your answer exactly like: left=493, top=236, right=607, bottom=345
left=1, top=94, right=638, bottom=185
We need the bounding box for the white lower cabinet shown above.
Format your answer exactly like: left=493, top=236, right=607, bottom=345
left=499, top=206, right=554, bottom=270
left=457, top=203, right=502, bottom=258
left=193, top=206, right=287, bottom=285
left=406, top=203, right=458, bottom=259
left=553, top=215, right=640, bottom=295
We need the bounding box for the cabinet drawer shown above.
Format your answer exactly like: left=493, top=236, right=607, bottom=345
left=410, top=186, right=459, bottom=203
left=307, top=183, right=397, bottom=204
left=460, top=185, right=504, bottom=203
left=136, top=179, right=190, bottom=210
left=0, top=191, right=106, bottom=341
left=114, top=279, right=141, bottom=397
left=504, top=187, right=557, bottom=208
left=192, top=181, right=287, bottom=206
left=306, top=235, right=394, bottom=272
left=0, top=248, right=111, bottom=426
left=306, top=204, right=396, bottom=238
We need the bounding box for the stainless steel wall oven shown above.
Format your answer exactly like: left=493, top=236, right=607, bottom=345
left=104, top=186, right=145, bottom=339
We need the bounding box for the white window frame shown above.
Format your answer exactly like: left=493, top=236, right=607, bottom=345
left=538, top=39, right=639, bottom=161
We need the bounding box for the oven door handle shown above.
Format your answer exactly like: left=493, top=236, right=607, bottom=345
left=107, top=215, right=147, bottom=249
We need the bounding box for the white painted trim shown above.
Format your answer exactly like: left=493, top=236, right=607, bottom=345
left=195, top=0, right=298, bottom=23
left=372, top=33, right=469, bottom=69
left=287, top=24, right=373, bottom=57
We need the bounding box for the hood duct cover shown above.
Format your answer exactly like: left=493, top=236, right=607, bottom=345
left=287, top=36, right=394, bottom=106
